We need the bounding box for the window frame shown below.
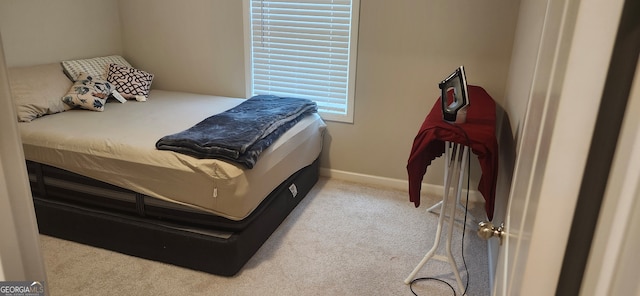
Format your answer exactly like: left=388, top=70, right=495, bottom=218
left=242, top=0, right=360, bottom=123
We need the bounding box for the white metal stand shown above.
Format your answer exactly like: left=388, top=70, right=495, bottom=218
left=425, top=168, right=478, bottom=227
left=404, top=141, right=469, bottom=292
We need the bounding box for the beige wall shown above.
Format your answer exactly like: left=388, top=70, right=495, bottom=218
left=116, top=0, right=521, bottom=188
left=0, top=0, right=521, bottom=189
left=118, top=0, right=246, bottom=98
left=0, top=0, right=123, bottom=67
left=326, top=0, right=520, bottom=185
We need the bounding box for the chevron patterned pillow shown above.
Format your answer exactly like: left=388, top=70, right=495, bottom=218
left=106, top=63, right=154, bottom=100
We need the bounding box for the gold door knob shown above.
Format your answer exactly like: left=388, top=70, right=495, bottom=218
left=477, top=221, right=505, bottom=245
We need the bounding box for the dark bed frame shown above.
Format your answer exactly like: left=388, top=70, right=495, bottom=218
left=27, top=158, right=319, bottom=276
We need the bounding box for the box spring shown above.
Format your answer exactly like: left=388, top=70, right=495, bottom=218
left=27, top=158, right=319, bottom=276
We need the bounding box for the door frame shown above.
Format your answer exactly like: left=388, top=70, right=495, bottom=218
left=492, top=0, right=626, bottom=294
left=557, top=0, right=640, bottom=293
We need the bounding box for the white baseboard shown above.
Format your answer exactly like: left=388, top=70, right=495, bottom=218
left=319, top=168, right=484, bottom=203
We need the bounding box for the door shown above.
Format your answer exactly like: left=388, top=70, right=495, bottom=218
left=493, top=0, right=626, bottom=295
left=0, top=31, right=47, bottom=281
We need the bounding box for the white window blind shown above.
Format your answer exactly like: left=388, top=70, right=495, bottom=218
left=248, top=0, right=359, bottom=122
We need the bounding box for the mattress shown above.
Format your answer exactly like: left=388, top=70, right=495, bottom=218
left=31, top=158, right=320, bottom=275
left=19, top=90, right=326, bottom=221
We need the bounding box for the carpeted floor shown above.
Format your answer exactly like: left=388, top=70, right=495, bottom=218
left=40, top=177, right=490, bottom=296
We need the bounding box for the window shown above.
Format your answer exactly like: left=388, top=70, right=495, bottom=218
left=244, top=0, right=360, bottom=123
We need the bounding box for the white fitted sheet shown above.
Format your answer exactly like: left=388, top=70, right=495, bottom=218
left=19, top=90, right=326, bottom=220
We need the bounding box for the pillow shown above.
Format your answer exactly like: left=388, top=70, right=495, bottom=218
left=106, top=63, right=154, bottom=100
left=61, top=55, right=131, bottom=81
left=61, top=72, right=114, bottom=112
left=8, top=63, right=74, bottom=122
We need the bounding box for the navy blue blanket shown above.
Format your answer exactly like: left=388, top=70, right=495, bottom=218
left=155, top=95, right=317, bottom=168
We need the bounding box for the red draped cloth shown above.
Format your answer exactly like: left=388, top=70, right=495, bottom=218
left=407, top=85, right=498, bottom=220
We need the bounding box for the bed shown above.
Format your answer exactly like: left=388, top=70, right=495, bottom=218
left=9, top=59, right=326, bottom=276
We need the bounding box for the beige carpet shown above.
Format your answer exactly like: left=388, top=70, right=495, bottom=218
left=40, top=177, right=490, bottom=296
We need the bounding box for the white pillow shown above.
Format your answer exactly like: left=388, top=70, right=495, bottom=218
left=8, top=63, right=74, bottom=122
left=61, top=55, right=132, bottom=81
